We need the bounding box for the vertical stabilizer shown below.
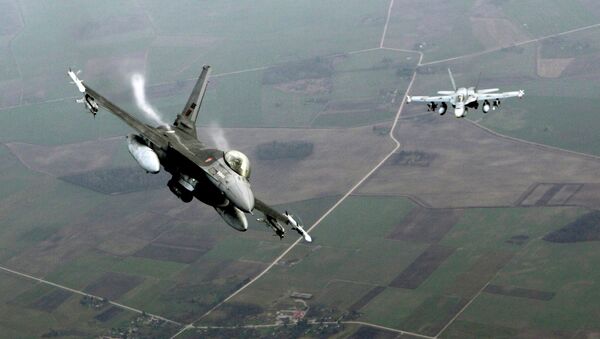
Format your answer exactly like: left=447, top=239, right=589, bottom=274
left=448, top=68, right=457, bottom=91
left=474, top=71, right=482, bottom=91
left=180, top=65, right=212, bottom=124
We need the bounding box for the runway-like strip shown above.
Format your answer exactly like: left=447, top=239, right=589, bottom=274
left=380, top=0, right=395, bottom=48
left=420, top=22, right=600, bottom=66
left=0, top=264, right=182, bottom=326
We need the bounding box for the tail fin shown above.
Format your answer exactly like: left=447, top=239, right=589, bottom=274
left=448, top=68, right=457, bottom=91
left=180, top=65, right=212, bottom=124
left=474, top=71, right=482, bottom=91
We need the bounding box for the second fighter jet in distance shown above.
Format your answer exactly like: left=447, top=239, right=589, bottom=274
left=407, top=69, right=524, bottom=118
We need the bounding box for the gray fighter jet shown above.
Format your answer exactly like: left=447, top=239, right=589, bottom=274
left=68, top=66, right=311, bottom=242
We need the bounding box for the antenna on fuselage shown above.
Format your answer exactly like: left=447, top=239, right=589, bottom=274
left=448, top=68, right=457, bottom=91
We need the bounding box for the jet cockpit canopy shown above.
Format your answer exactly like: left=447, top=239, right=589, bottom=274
left=224, top=150, right=251, bottom=179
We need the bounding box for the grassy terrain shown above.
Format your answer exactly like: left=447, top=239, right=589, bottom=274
left=0, top=272, right=143, bottom=338
left=413, top=29, right=600, bottom=157
left=202, top=196, right=424, bottom=325
left=0, top=172, right=342, bottom=328
left=142, top=0, right=390, bottom=79
left=0, top=178, right=104, bottom=265
left=0, top=0, right=392, bottom=109
left=113, top=195, right=340, bottom=322
left=213, top=199, right=590, bottom=335
left=478, top=95, right=600, bottom=156
left=385, top=0, right=599, bottom=63
left=457, top=240, right=600, bottom=332
left=385, top=0, right=483, bottom=62
left=155, top=49, right=417, bottom=129
left=500, top=0, right=598, bottom=37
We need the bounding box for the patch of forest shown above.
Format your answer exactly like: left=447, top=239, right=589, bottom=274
left=544, top=211, right=600, bottom=243
left=60, top=167, right=168, bottom=195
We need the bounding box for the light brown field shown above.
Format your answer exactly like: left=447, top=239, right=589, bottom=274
left=358, top=114, right=600, bottom=208
left=537, top=57, right=573, bottom=78
left=0, top=79, right=22, bottom=108
left=383, top=0, right=461, bottom=50
left=537, top=45, right=574, bottom=78
left=197, top=125, right=394, bottom=204
left=5, top=138, right=121, bottom=176
left=471, top=17, right=529, bottom=50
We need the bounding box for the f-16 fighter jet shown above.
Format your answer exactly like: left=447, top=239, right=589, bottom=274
left=68, top=66, right=311, bottom=242
left=406, top=69, right=524, bottom=118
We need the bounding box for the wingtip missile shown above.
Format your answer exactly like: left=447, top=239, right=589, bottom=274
left=68, top=68, right=86, bottom=93
left=284, top=212, right=312, bottom=243
left=518, top=90, right=525, bottom=98
left=295, top=225, right=312, bottom=243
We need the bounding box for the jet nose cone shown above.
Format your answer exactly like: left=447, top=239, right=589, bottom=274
left=455, top=107, right=465, bottom=118
left=228, top=180, right=255, bottom=213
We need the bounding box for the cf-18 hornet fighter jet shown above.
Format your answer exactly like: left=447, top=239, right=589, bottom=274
left=406, top=69, right=524, bottom=118
left=68, top=66, right=311, bottom=242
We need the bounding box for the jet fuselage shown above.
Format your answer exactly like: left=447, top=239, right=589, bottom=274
left=139, top=125, right=255, bottom=216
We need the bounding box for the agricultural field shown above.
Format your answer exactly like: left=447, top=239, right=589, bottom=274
left=2, top=1, right=600, bottom=338
left=384, top=0, right=599, bottom=63
left=202, top=196, right=597, bottom=337
left=0, top=0, right=392, bottom=109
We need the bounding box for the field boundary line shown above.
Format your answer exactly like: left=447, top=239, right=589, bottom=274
left=0, top=265, right=182, bottom=326
left=343, top=321, right=434, bottom=339
left=380, top=0, right=395, bottom=48
left=465, top=119, right=600, bottom=162
left=421, top=22, right=600, bottom=66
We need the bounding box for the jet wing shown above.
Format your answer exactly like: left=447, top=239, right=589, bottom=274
left=407, top=95, right=453, bottom=103
left=254, top=198, right=312, bottom=242
left=255, top=199, right=287, bottom=223
left=68, top=70, right=164, bottom=144
left=85, top=86, right=162, bottom=139
left=476, top=90, right=524, bottom=100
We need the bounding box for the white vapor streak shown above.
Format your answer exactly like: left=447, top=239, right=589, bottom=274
left=207, top=122, right=230, bottom=151
left=131, top=73, right=168, bottom=127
